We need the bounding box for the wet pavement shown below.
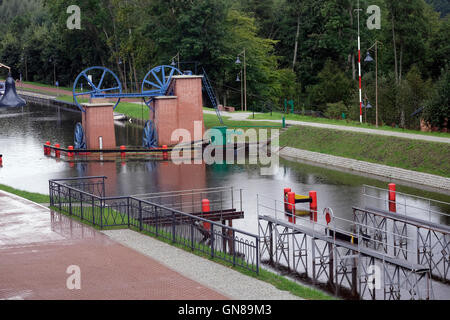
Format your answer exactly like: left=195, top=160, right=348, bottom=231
left=0, top=190, right=227, bottom=300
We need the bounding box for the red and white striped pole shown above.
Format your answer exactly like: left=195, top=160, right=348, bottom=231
left=357, top=0, right=363, bottom=124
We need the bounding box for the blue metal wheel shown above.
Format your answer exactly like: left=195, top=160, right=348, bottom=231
left=142, top=120, right=158, bottom=148
left=72, top=66, right=122, bottom=112
left=74, top=122, right=87, bottom=149
left=141, top=65, right=182, bottom=109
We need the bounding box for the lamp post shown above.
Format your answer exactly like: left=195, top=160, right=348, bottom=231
left=170, top=52, right=180, bottom=70
left=235, top=48, right=247, bottom=111
left=362, top=93, right=372, bottom=123
left=365, top=40, right=382, bottom=127
left=49, top=57, right=56, bottom=86
left=236, top=70, right=243, bottom=111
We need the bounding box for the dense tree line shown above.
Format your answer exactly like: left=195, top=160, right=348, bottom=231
left=0, top=0, right=448, bottom=129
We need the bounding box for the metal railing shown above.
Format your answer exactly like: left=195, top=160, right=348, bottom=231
left=256, top=194, right=434, bottom=300
left=132, top=186, right=243, bottom=215
left=49, top=176, right=259, bottom=274
left=362, top=185, right=450, bottom=224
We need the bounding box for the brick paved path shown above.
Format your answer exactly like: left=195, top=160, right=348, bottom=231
left=0, top=191, right=227, bottom=300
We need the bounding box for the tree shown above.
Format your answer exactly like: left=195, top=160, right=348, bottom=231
left=307, top=59, right=353, bottom=108
left=423, top=67, right=450, bottom=130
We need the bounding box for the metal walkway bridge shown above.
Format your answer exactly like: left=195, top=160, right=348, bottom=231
left=256, top=188, right=450, bottom=300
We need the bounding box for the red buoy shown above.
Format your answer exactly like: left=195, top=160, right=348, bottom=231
left=287, top=192, right=296, bottom=223
left=120, top=145, right=126, bottom=158
left=44, top=141, right=51, bottom=155
left=388, top=183, right=396, bottom=213
left=162, top=145, right=168, bottom=160
left=68, top=145, right=74, bottom=157
left=54, top=143, right=60, bottom=158
left=202, top=199, right=211, bottom=230
left=283, top=188, right=291, bottom=211
left=309, top=191, right=317, bottom=222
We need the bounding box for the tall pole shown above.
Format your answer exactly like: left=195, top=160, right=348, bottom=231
left=243, top=48, right=247, bottom=112
left=375, top=41, right=378, bottom=128
left=357, top=0, right=363, bottom=124
left=53, top=61, right=56, bottom=86
left=240, top=70, right=243, bottom=111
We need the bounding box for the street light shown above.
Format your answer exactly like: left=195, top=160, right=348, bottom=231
left=235, top=48, right=247, bottom=112
left=365, top=40, right=382, bottom=128
left=363, top=96, right=373, bottom=123
left=170, top=52, right=180, bottom=70
left=236, top=70, right=243, bottom=111
left=49, top=57, right=56, bottom=86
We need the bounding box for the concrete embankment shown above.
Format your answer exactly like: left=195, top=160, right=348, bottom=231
left=18, top=90, right=80, bottom=112
left=18, top=91, right=131, bottom=122
left=278, top=146, right=450, bottom=193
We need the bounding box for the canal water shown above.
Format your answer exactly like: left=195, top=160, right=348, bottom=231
left=1, top=103, right=449, bottom=299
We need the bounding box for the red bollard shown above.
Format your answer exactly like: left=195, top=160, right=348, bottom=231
left=120, top=145, right=126, bottom=158
left=54, top=143, right=60, bottom=158
left=283, top=188, right=291, bottom=211
left=309, top=191, right=317, bottom=222
left=162, top=145, right=168, bottom=160
left=44, top=141, right=51, bottom=155
left=287, top=192, right=296, bottom=223
left=388, top=183, right=396, bottom=213
left=68, top=145, right=74, bottom=157
left=202, top=199, right=211, bottom=230
left=0, top=154, right=3, bottom=167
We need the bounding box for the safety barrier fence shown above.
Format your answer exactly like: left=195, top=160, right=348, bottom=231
left=257, top=194, right=435, bottom=300
left=49, top=176, right=259, bottom=274
left=132, top=186, right=243, bottom=216
left=362, top=185, right=450, bottom=223
left=360, top=185, right=449, bottom=283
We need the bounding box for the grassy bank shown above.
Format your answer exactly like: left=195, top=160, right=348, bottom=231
left=279, top=126, right=450, bottom=177
left=0, top=184, right=49, bottom=203
left=254, top=112, right=450, bottom=138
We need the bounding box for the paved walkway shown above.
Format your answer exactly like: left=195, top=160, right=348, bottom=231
left=0, top=190, right=227, bottom=300
left=206, top=110, right=450, bottom=144
left=0, top=190, right=302, bottom=300
left=102, top=229, right=301, bottom=300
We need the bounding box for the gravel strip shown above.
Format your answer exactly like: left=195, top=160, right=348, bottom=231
left=101, top=229, right=301, bottom=300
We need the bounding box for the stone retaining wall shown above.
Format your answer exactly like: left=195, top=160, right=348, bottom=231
left=279, top=146, right=450, bottom=192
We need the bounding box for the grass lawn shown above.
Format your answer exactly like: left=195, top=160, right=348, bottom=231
left=280, top=126, right=450, bottom=177
left=203, top=113, right=281, bottom=129
left=254, top=112, right=450, bottom=138
left=0, top=184, right=50, bottom=203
